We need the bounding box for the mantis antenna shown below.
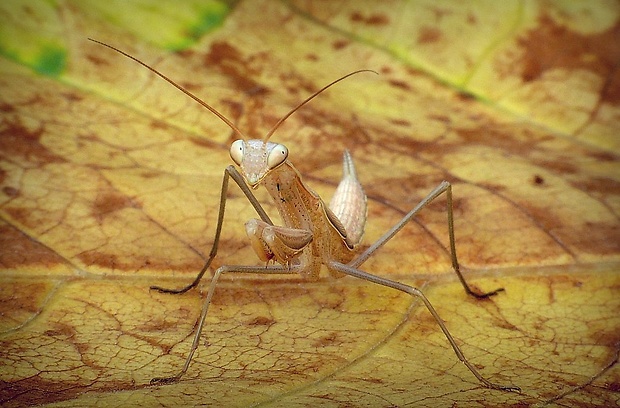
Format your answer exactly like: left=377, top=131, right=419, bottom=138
left=87, top=38, right=376, bottom=142
left=262, top=69, right=377, bottom=141
left=88, top=38, right=247, bottom=139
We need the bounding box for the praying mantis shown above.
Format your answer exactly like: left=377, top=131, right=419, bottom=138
left=90, top=39, right=520, bottom=392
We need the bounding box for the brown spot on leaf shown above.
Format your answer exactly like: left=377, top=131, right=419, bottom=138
left=78, top=252, right=122, bottom=270
left=246, top=316, right=275, bottom=326
left=454, top=126, right=540, bottom=157
left=0, top=281, right=48, bottom=319
left=590, top=329, right=620, bottom=352
left=149, top=119, right=168, bottom=130
left=178, top=81, right=204, bottom=93
left=189, top=136, right=216, bottom=149
left=175, top=49, right=196, bottom=59
left=139, top=171, right=159, bottom=179
left=456, top=91, right=476, bottom=101
left=77, top=250, right=199, bottom=272
left=533, top=158, right=579, bottom=175
left=92, top=191, right=136, bottom=221
left=44, top=322, right=77, bottom=339
left=389, top=118, right=411, bottom=127
left=601, top=68, right=620, bottom=105
left=515, top=15, right=620, bottom=84
left=2, top=186, right=18, bottom=197
left=4, top=207, right=33, bottom=229
left=427, top=114, right=452, bottom=124
left=478, top=181, right=508, bottom=193
left=312, top=332, right=340, bottom=348
left=138, top=310, right=192, bottom=333
left=206, top=39, right=234, bottom=63
left=533, top=174, right=545, bottom=186
left=388, top=79, right=411, bottom=91
left=332, top=39, right=350, bottom=50
left=86, top=53, right=108, bottom=66
left=578, top=221, right=620, bottom=256
left=349, top=11, right=389, bottom=26
left=204, top=41, right=264, bottom=94
left=60, top=92, right=83, bottom=103
left=570, top=176, right=620, bottom=195
left=0, top=118, right=65, bottom=164
left=0, top=102, right=15, bottom=113
left=0, top=376, right=137, bottom=407
left=588, top=151, right=617, bottom=162
left=418, top=26, right=443, bottom=44
left=522, top=202, right=569, bottom=232
left=0, top=224, right=66, bottom=268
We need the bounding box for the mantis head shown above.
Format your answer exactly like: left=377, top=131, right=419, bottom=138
left=229, top=139, right=288, bottom=187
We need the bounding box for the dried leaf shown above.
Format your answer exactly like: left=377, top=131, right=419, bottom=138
left=1, top=1, right=619, bottom=407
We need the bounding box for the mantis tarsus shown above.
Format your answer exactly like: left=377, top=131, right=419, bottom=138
left=89, top=39, right=520, bottom=392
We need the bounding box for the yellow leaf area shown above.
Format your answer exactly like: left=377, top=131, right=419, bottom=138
left=0, top=1, right=618, bottom=407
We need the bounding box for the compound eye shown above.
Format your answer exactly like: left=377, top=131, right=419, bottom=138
left=267, top=144, right=288, bottom=169
left=229, top=140, right=244, bottom=165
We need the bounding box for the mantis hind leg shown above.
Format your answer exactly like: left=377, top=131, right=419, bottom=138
left=328, top=260, right=520, bottom=392
left=350, top=180, right=504, bottom=299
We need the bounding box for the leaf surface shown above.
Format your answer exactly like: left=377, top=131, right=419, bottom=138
left=1, top=1, right=619, bottom=407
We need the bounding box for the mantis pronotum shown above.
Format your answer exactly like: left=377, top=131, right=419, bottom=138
left=89, top=39, right=520, bottom=392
